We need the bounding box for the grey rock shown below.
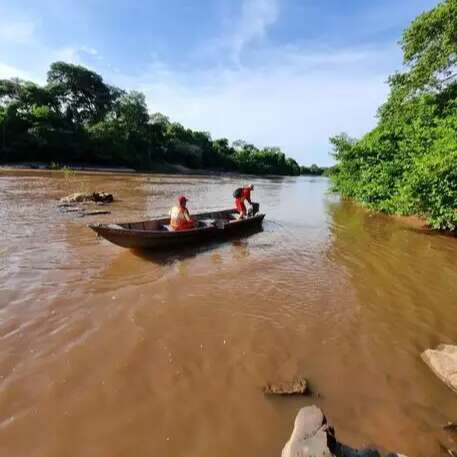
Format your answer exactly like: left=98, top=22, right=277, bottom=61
left=282, top=406, right=408, bottom=457
left=281, top=405, right=332, bottom=457
left=422, top=344, right=457, bottom=394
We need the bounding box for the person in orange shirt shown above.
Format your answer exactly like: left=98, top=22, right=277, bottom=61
left=169, top=196, right=196, bottom=230
left=234, top=184, right=254, bottom=218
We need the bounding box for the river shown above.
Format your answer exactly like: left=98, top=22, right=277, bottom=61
left=0, top=170, right=456, bottom=457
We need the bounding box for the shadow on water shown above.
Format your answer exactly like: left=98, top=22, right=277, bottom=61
left=131, top=226, right=264, bottom=265
left=326, top=199, right=457, bottom=242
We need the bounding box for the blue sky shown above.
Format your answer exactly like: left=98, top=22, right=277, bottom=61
left=0, top=0, right=440, bottom=165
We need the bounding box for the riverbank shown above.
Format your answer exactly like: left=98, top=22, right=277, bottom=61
left=0, top=161, right=325, bottom=178
left=0, top=162, right=258, bottom=178
left=0, top=161, right=188, bottom=175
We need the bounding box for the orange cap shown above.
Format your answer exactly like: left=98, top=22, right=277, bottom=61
left=178, top=195, right=188, bottom=206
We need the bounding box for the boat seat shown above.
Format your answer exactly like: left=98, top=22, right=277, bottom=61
left=106, top=224, right=124, bottom=230
left=161, top=221, right=212, bottom=231
left=199, top=219, right=215, bottom=226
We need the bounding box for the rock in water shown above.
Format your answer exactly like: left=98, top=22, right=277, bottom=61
left=422, top=344, right=457, bottom=394
left=264, top=378, right=308, bottom=395
left=444, top=422, right=457, bottom=433
left=59, top=192, right=114, bottom=204
left=281, top=405, right=332, bottom=457
left=282, top=406, right=408, bottom=457
left=93, top=192, right=113, bottom=203
left=82, top=210, right=111, bottom=216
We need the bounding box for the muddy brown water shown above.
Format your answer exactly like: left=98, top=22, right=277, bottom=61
left=1, top=170, right=457, bottom=457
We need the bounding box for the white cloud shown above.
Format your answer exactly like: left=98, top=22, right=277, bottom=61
left=0, top=62, right=32, bottom=80
left=0, top=20, right=36, bottom=44
left=80, top=46, right=99, bottom=56
left=202, top=0, right=280, bottom=62
left=0, top=12, right=99, bottom=78
left=230, top=0, right=279, bottom=58
left=112, top=45, right=395, bottom=166
left=53, top=47, right=81, bottom=64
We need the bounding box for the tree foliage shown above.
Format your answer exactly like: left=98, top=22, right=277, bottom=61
left=0, top=62, right=301, bottom=176
left=330, top=0, right=457, bottom=231
left=300, top=163, right=328, bottom=176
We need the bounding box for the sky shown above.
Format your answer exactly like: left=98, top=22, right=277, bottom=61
left=0, top=0, right=440, bottom=166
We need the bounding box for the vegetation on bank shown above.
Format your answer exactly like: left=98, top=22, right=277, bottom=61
left=0, top=62, right=310, bottom=176
left=330, top=0, right=457, bottom=231
left=300, top=164, right=329, bottom=176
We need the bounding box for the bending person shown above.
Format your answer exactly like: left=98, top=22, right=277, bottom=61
left=169, top=195, right=196, bottom=230
left=234, top=184, right=254, bottom=218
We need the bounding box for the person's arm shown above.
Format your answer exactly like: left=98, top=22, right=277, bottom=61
left=245, top=190, right=252, bottom=205
left=184, top=208, right=192, bottom=222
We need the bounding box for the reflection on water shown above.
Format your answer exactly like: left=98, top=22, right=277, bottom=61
left=231, top=240, right=250, bottom=260
left=0, top=170, right=456, bottom=457
left=131, top=226, right=263, bottom=265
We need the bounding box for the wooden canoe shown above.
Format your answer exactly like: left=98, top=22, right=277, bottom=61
left=88, top=208, right=265, bottom=249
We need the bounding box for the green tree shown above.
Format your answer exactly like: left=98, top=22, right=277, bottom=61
left=330, top=0, right=457, bottom=230
left=401, top=0, right=457, bottom=91
left=47, top=62, right=120, bottom=126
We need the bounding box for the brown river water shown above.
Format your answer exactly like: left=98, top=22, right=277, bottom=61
left=0, top=170, right=456, bottom=457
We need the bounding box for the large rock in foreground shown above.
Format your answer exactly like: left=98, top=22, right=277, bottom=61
left=281, top=405, right=332, bottom=457
left=422, top=344, right=457, bottom=394
left=282, top=405, right=407, bottom=457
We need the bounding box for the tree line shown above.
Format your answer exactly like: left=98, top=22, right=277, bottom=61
left=0, top=62, right=321, bottom=176
left=300, top=164, right=330, bottom=176
left=330, top=0, right=457, bottom=231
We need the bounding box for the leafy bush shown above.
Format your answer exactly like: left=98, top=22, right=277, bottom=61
left=330, top=0, right=457, bottom=231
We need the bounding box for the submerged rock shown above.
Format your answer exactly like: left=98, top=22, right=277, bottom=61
left=264, top=377, right=308, bottom=395
left=442, top=423, right=457, bottom=457
left=444, top=422, right=457, bottom=433
left=59, top=192, right=114, bottom=204
left=422, top=344, right=457, bottom=394
left=282, top=405, right=407, bottom=457
left=58, top=206, right=111, bottom=217
left=81, top=210, right=111, bottom=216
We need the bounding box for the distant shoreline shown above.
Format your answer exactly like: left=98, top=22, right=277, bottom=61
left=0, top=162, right=328, bottom=178
left=0, top=162, right=137, bottom=174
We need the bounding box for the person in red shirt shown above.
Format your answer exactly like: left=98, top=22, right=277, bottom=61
left=234, top=184, right=254, bottom=218
left=169, top=196, right=196, bottom=230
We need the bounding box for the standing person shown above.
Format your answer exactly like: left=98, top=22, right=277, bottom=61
left=234, top=184, right=254, bottom=218
left=169, top=196, right=196, bottom=230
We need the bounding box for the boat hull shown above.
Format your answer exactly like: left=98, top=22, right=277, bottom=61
left=89, top=209, right=265, bottom=250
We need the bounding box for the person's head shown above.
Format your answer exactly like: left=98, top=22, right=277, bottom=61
left=178, top=195, right=188, bottom=207
left=247, top=184, right=254, bottom=190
